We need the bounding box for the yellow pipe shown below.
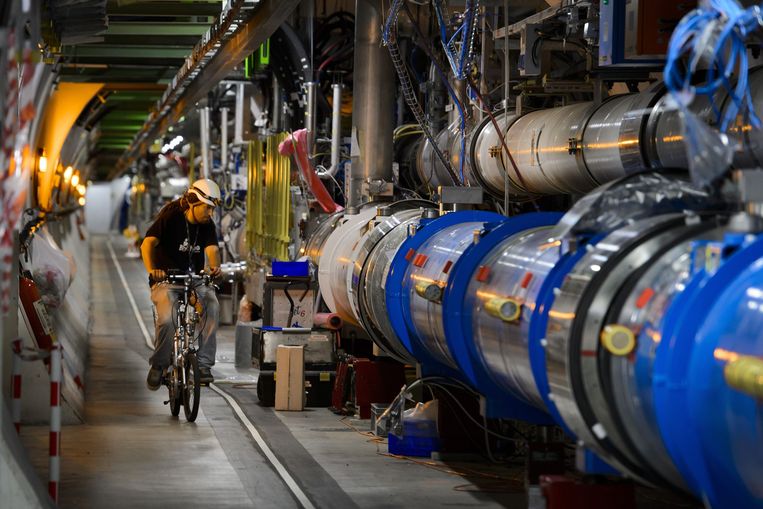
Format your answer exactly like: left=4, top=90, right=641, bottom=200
left=265, top=136, right=273, bottom=258
left=255, top=138, right=264, bottom=256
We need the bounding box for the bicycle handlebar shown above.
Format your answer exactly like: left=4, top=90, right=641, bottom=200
left=163, top=272, right=214, bottom=285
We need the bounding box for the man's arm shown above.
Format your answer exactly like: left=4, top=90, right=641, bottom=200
left=141, top=236, right=166, bottom=281
left=204, top=244, right=222, bottom=277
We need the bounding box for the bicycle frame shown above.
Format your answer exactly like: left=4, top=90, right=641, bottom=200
left=162, top=271, right=212, bottom=421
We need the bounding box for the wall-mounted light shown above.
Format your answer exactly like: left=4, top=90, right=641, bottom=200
left=78, top=196, right=86, bottom=206
left=63, top=166, right=73, bottom=182
left=71, top=172, right=80, bottom=187
left=76, top=184, right=86, bottom=195
left=38, top=149, right=47, bottom=173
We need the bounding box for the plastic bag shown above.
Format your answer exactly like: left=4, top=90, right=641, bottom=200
left=679, top=102, right=734, bottom=188
left=238, top=295, right=253, bottom=322
left=402, top=400, right=439, bottom=438
left=30, top=230, right=74, bottom=308
left=549, top=171, right=726, bottom=250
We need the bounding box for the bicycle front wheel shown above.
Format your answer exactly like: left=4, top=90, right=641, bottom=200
left=169, top=367, right=181, bottom=416
left=183, top=352, right=201, bottom=421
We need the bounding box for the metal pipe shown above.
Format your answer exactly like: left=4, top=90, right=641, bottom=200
left=305, top=81, right=317, bottom=158
left=317, top=83, right=344, bottom=179
left=221, top=107, right=228, bottom=171
left=467, top=70, right=763, bottom=197
left=271, top=74, right=281, bottom=132
left=200, top=106, right=210, bottom=178
left=349, top=0, right=395, bottom=208
left=234, top=83, right=244, bottom=145
left=503, top=0, right=511, bottom=213
left=330, top=83, right=342, bottom=173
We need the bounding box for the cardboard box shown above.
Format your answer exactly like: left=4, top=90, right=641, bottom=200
left=275, top=345, right=305, bottom=411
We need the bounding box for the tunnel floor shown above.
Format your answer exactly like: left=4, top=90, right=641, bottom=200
left=17, top=236, right=533, bottom=509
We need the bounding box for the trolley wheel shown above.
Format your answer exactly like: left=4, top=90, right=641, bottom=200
left=183, top=352, right=201, bottom=422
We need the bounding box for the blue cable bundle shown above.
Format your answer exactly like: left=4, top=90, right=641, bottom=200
left=432, top=0, right=480, bottom=183
left=382, top=0, right=478, bottom=185
left=664, top=0, right=763, bottom=132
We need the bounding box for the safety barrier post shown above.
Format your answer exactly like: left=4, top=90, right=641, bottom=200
left=11, top=338, right=23, bottom=433
left=48, top=344, right=62, bottom=504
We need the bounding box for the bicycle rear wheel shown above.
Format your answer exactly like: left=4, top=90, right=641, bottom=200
left=168, top=367, right=181, bottom=416
left=183, top=352, right=201, bottom=421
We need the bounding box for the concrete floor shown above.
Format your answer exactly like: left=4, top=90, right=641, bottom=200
left=18, top=236, right=527, bottom=508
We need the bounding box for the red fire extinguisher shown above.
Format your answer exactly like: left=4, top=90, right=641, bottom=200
left=18, top=275, right=55, bottom=358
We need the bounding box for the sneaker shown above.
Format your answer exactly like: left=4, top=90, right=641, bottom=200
left=146, top=366, right=163, bottom=391
left=199, top=367, right=214, bottom=384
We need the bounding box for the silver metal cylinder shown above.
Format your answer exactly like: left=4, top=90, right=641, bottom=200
left=349, top=0, right=395, bottom=208
left=582, top=94, right=648, bottom=183
left=468, top=226, right=559, bottom=409
left=317, top=207, right=378, bottom=325
left=221, top=107, right=228, bottom=171
left=505, top=102, right=598, bottom=194
left=305, top=81, right=317, bottom=158
left=605, top=233, right=726, bottom=491
left=468, top=69, right=763, bottom=196
left=234, top=82, right=245, bottom=145
left=359, top=212, right=422, bottom=363
left=407, top=222, right=487, bottom=369
left=305, top=211, right=345, bottom=267
left=545, top=214, right=694, bottom=486
left=350, top=207, right=426, bottom=322
left=417, top=120, right=473, bottom=190
left=469, top=111, right=520, bottom=197
left=272, top=74, right=281, bottom=132
left=200, top=106, right=210, bottom=177
left=330, top=83, right=343, bottom=175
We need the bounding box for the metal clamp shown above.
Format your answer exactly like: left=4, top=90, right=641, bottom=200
left=724, top=355, right=763, bottom=400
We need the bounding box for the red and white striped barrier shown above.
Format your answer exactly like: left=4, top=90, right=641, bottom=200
left=11, top=338, right=22, bottom=433
left=48, top=343, right=62, bottom=504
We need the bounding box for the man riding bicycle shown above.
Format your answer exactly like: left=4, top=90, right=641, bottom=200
left=141, top=178, right=222, bottom=390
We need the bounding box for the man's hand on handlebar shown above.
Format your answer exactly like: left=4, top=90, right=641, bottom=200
left=206, top=266, right=222, bottom=278
left=150, top=268, right=167, bottom=281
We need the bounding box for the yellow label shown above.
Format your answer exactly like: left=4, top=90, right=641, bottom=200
left=319, top=372, right=330, bottom=382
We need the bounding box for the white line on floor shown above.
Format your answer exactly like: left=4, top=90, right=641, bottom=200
left=107, top=240, right=314, bottom=509
left=107, top=240, right=154, bottom=350
left=209, top=383, right=316, bottom=509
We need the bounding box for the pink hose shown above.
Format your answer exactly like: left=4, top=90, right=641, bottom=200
left=314, top=312, right=343, bottom=330
left=278, top=129, right=343, bottom=214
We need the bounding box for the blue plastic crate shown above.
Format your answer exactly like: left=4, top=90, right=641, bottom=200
left=403, top=419, right=438, bottom=437
left=388, top=433, right=440, bottom=457
left=271, top=260, right=309, bottom=277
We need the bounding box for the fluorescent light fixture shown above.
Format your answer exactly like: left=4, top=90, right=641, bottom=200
left=161, top=135, right=185, bottom=153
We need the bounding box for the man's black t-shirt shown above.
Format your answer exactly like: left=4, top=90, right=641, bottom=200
left=145, top=201, right=217, bottom=284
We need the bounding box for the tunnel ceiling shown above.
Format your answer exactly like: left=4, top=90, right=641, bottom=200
left=48, top=0, right=222, bottom=180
